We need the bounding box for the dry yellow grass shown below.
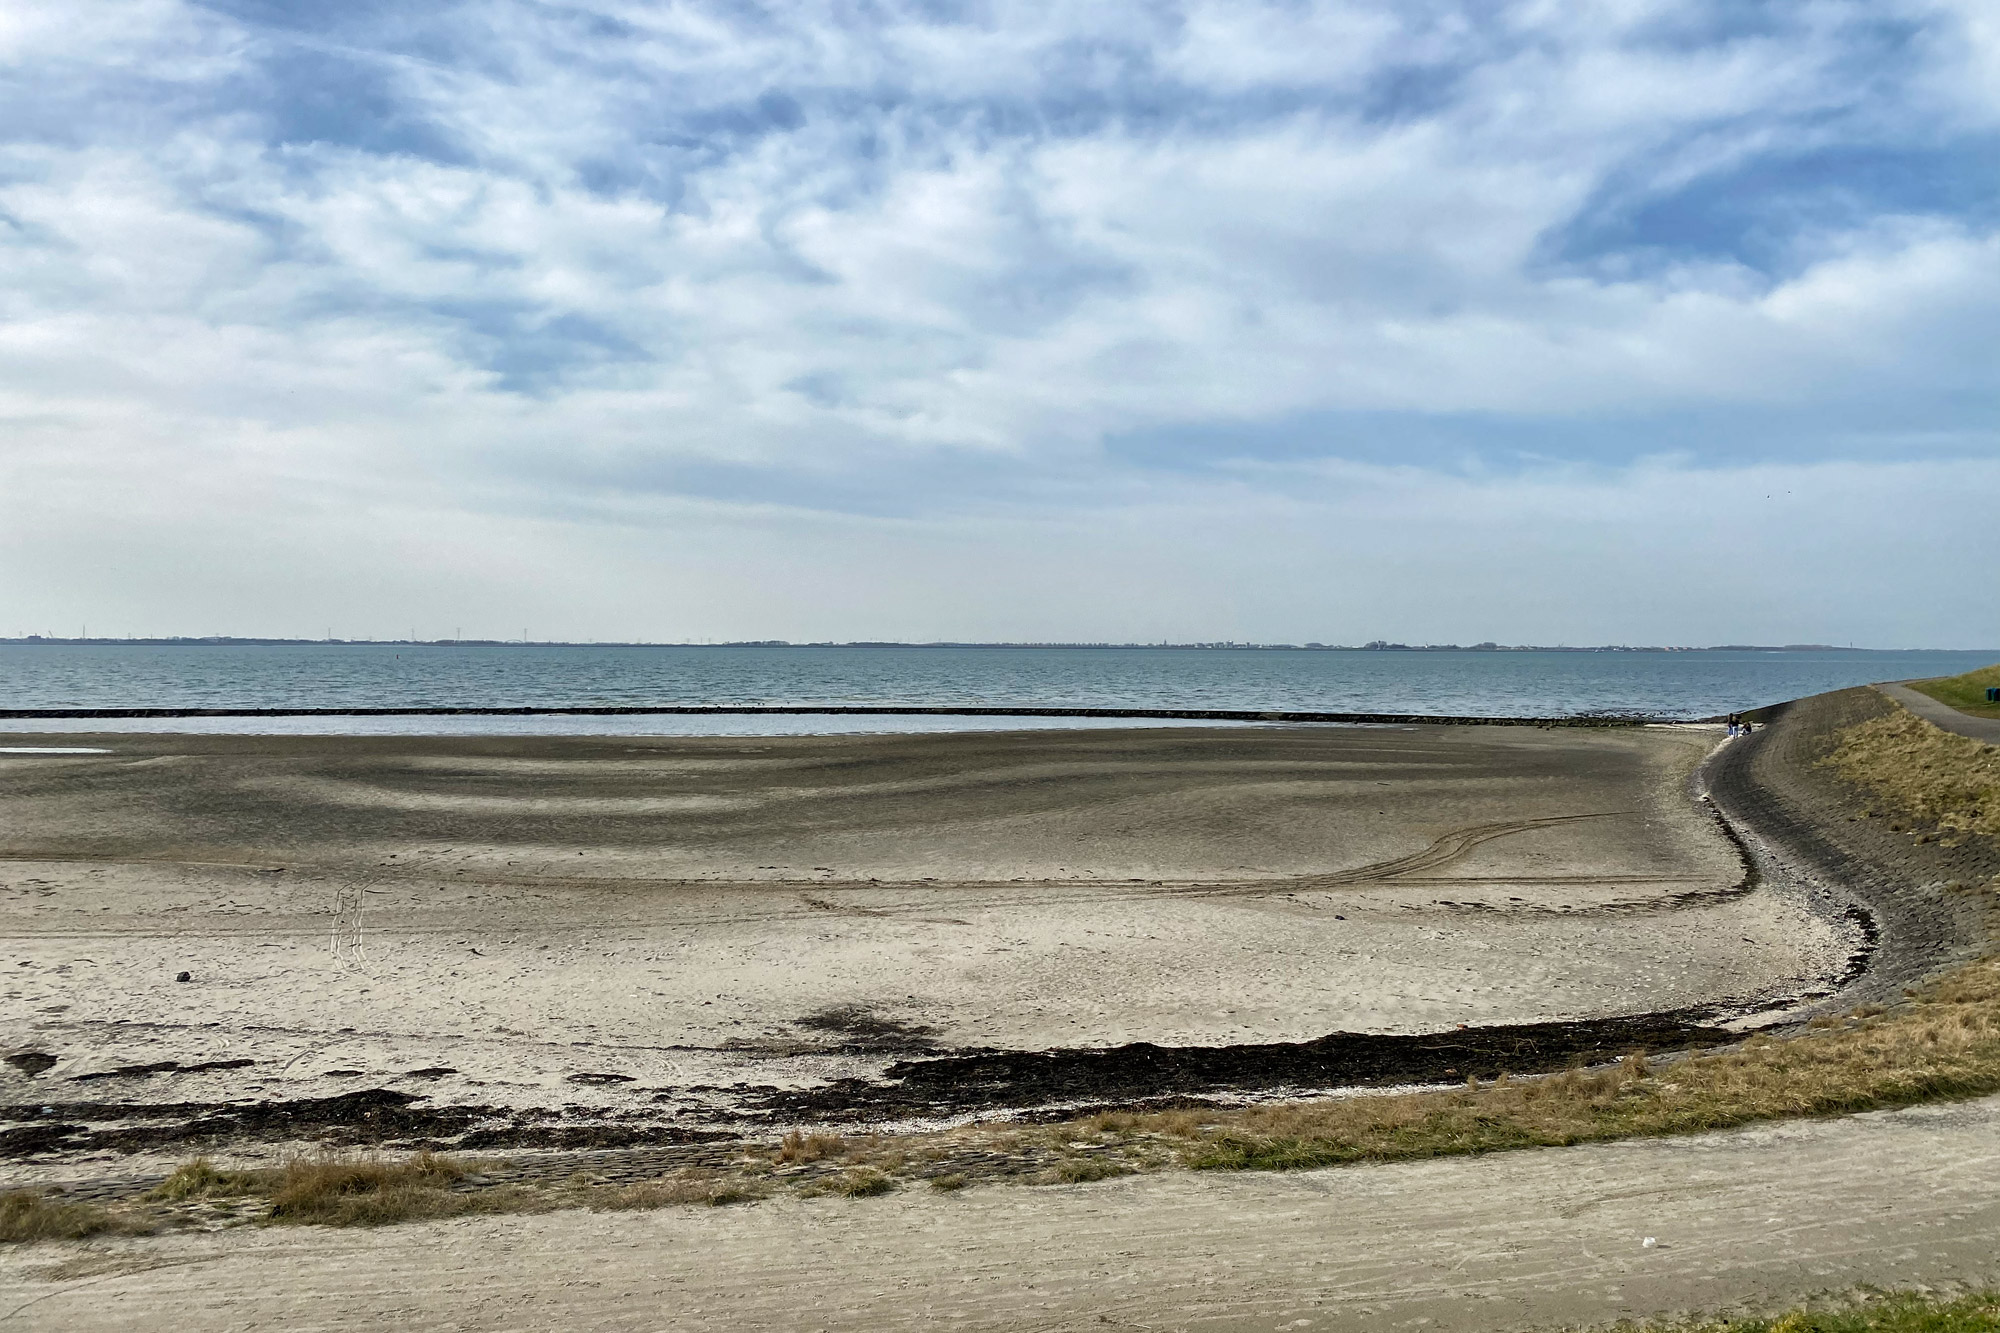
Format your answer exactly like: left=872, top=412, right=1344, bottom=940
left=146, top=1151, right=541, bottom=1228
left=125, top=1152, right=768, bottom=1235
left=1822, top=707, right=2000, bottom=845
left=822, top=1167, right=895, bottom=1197
left=150, top=1158, right=265, bottom=1202
left=0, top=1191, right=147, bottom=1243
left=265, top=1150, right=477, bottom=1225
left=774, top=1130, right=848, bottom=1164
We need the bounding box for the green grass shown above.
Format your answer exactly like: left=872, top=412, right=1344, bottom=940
left=1908, top=663, right=2000, bottom=720
left=1612, top=1289, right=2000, bottom=1333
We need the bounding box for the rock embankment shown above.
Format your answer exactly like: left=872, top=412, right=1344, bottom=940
left=1706, top=686, right=2000, bottom=1008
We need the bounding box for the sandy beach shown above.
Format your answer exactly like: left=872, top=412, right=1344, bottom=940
left=2, top=722, right=1861, bottom=1182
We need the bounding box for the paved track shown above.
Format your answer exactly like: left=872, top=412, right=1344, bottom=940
left=1878, top=683, right=2000, bottom=745
left=7, top=1095, right=2000, bottom=1332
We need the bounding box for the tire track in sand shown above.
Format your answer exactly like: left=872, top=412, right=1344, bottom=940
left=1193, top=811, right=1629, bottom=898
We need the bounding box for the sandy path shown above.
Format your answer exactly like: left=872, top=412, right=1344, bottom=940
left=8, top=1094, right=2000, bottom=1331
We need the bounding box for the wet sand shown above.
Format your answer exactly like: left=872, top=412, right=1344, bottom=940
left=2, top=724, right=1858, bottom=1175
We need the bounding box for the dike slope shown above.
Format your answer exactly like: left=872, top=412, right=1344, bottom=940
left=1705, top=686, right=1998, bottom=1009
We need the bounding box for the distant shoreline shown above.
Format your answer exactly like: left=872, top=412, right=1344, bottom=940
left=0, top=638, right=1938, bottom=653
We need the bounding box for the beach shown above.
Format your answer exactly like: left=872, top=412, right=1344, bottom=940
left=3, top=722, right=1860, bottom=1180
left=6, top=686, right=2000, bottom=1332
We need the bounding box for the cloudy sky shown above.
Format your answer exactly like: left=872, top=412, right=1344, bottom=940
left=3, top=1, right=1996, bottom=645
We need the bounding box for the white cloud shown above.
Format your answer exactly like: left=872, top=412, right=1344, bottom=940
left=0, top=0, right=1994, bottom=641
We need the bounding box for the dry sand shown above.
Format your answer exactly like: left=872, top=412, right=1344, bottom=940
left=1, top=723, right=1859, bottom=1181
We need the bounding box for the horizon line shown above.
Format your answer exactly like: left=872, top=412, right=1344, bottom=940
left=0, top=636, right=1985, bottom=653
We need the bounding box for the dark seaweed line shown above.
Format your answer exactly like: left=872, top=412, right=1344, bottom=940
left=0, top=1011, right=1745, bottom=1162
left=739, top=1011, right=1744, bottom=1124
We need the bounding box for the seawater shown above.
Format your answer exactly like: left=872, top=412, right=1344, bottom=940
left=0, top=644, right=1993, bottom=734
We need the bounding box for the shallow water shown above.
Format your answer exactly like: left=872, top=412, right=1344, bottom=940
left=0, top=711, right=1247, bottom=738
left=0, top=643, right=1991, bottom=733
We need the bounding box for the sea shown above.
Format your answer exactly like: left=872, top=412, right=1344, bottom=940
left=0, top=643, right=1992, bottom=736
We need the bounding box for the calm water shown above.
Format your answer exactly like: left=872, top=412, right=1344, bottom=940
left=0, top=644, right=1992, bottom=733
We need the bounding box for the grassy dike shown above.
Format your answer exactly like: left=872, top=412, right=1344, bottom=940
left=8, top=697, right=2000, bottom=1241
left=1908, top=664, right=2000, bottom=721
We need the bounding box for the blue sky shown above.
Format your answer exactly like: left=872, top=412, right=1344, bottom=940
left=2, top=0, right=1996, bottom=644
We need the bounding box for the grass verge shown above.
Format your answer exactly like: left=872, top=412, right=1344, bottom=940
left=1040, top=956, right=2000, bottom=1172
left=1908, top=665, right=2000, bottom=721
left=1608, top=1288, right=2000, bottom=1332
left=266, top=1151, right=489, bottom=1226
left=150, top=1158, right=266, bottom=1202
left=102, top=1152, right=767, bottom=1237
left=147, top=1150, right=539, bottom=1228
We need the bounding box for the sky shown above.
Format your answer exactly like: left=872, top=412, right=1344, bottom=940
left=2, top=0, right=1997, bottom=646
